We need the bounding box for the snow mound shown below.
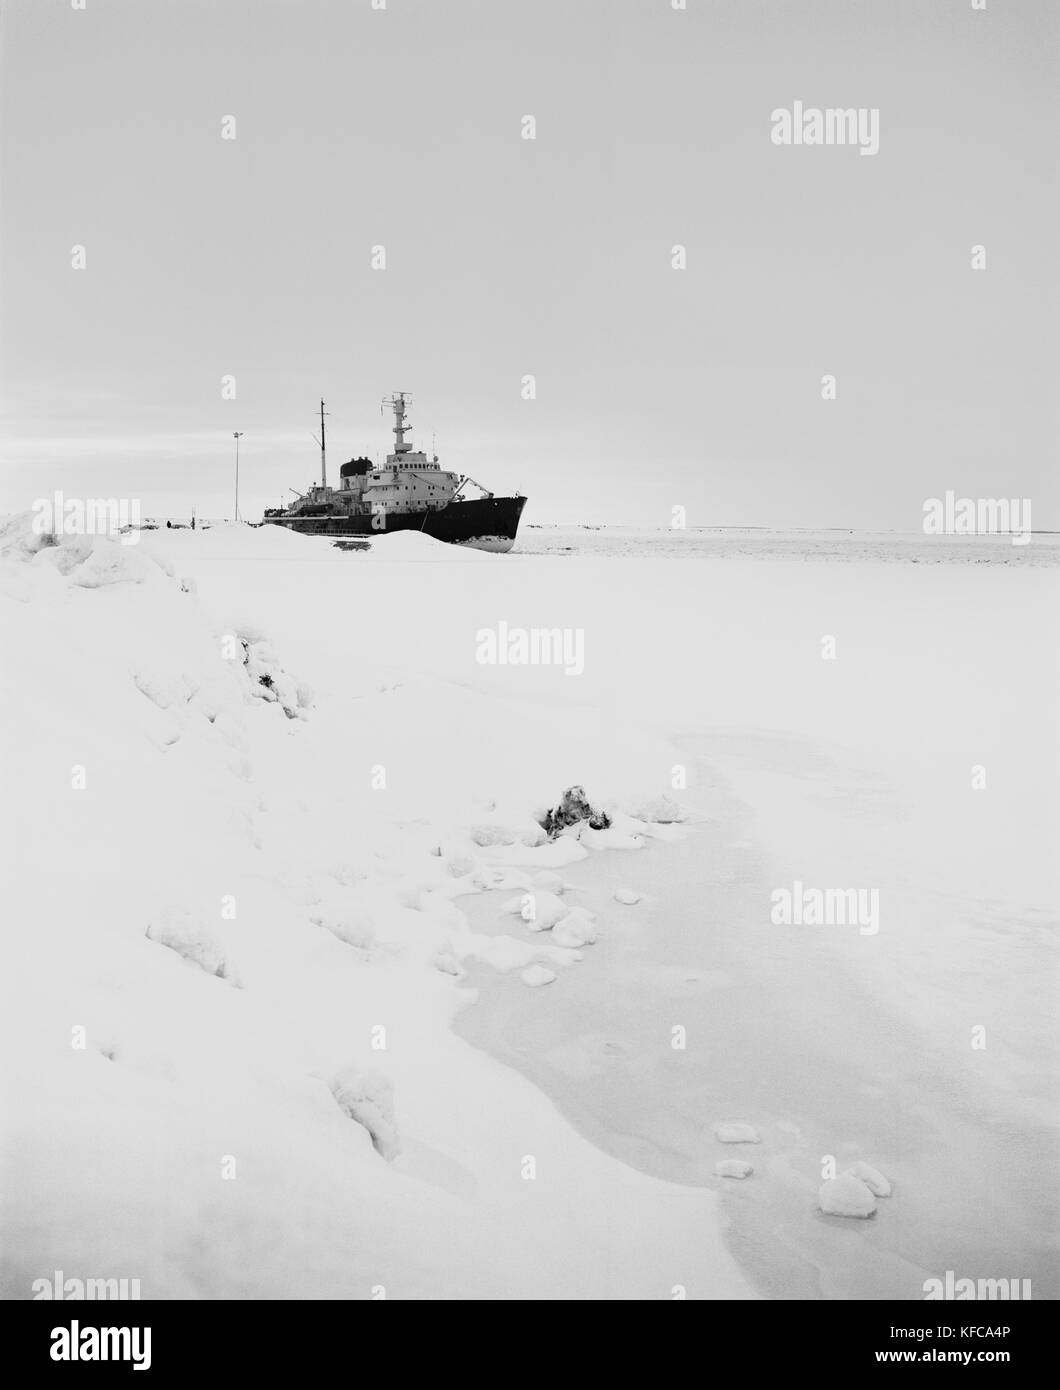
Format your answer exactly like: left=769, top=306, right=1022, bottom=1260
left=818, top=1174, right=877, bottom=1218
left=551, top=910, right=597, bottom=948
left=532, top=870, right=566, bottom=894
left=330, top=1068, right=400, bottom=1161
left=713, top=1122, right=761, bottom=1144
left=132, top=666, right=199, bottom=711
left=66, top=545, right=158, bottom=588
left=476, top=837, right=590, bottom=869
left=521, top=965, right=557, bottom=987
left=623, top=793, right=685, bottom=824
left=470, top=821, right=545, bottom=849
left=364, top=530, right=496, bottom=563
left=239, top=636, right=311, bottom=719
left=715, top=1159, right=754, bottom=1179
left=843, top=1161, right=892, bottom=1197
left=0, top=514, right=171, bottom=589
left=470, top=824, right=515, bottom=847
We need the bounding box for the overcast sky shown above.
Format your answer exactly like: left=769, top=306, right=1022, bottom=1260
left=1, top=0, right=1056, bottom=527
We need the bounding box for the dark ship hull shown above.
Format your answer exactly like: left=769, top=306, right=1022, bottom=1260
left=264, top=494, right=527, bottom=552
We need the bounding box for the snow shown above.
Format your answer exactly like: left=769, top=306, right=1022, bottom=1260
left=4, top=514, right=1056, bottom=1300
left=818, top=1175, right=877, bottom=1219
left=330, top=1068, right=401, bottom=1161
left=550, top=911, right=597, bottom=949
left=532, top=870, right=566, bottom=895
left=500, top=890, right=567, bottom=931
left=145, top=908, right=237, bottom=984
left=3, top=517, right=760, bottom=1299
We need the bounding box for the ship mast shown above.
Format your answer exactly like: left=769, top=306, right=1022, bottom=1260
left=383, top=391, right=413, bottom=455
left=319, top=398, right=330, bottom=488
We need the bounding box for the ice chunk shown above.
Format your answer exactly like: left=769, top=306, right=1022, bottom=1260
left=521, top=965, right=557, bottom=987
left=551, top=907, right=597, bottom=948
left=713, top=1122, right=760, bottom=1144
left=843, top=1161, right=892, bottom=1197
left=818, top=1174, right=877, bottom=1218
left=714, top=1159, right=753, bottom=1179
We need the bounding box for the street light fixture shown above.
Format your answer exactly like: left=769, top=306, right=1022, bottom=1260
left=233, top=432, right=244, bottom=522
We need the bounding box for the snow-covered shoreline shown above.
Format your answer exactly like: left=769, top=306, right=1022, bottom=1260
left=3, top=518, right=1055, bottom=1299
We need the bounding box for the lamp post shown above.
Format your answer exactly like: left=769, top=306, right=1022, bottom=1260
left=233, top=432, right=243, bottom=522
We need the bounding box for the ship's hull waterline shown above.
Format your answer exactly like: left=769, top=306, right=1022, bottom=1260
left=264, top=494, right=527, bottom=553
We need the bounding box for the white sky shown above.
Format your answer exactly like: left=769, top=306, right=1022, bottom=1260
left=1, top=0, right=1056, bottom=526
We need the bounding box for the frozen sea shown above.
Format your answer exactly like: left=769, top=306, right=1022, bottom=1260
left=5, top=515, right=1057, bottom=1299
left=516, top=523, right=1060, bottom=565
left=456, top=524, right=1060, bottom=1299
